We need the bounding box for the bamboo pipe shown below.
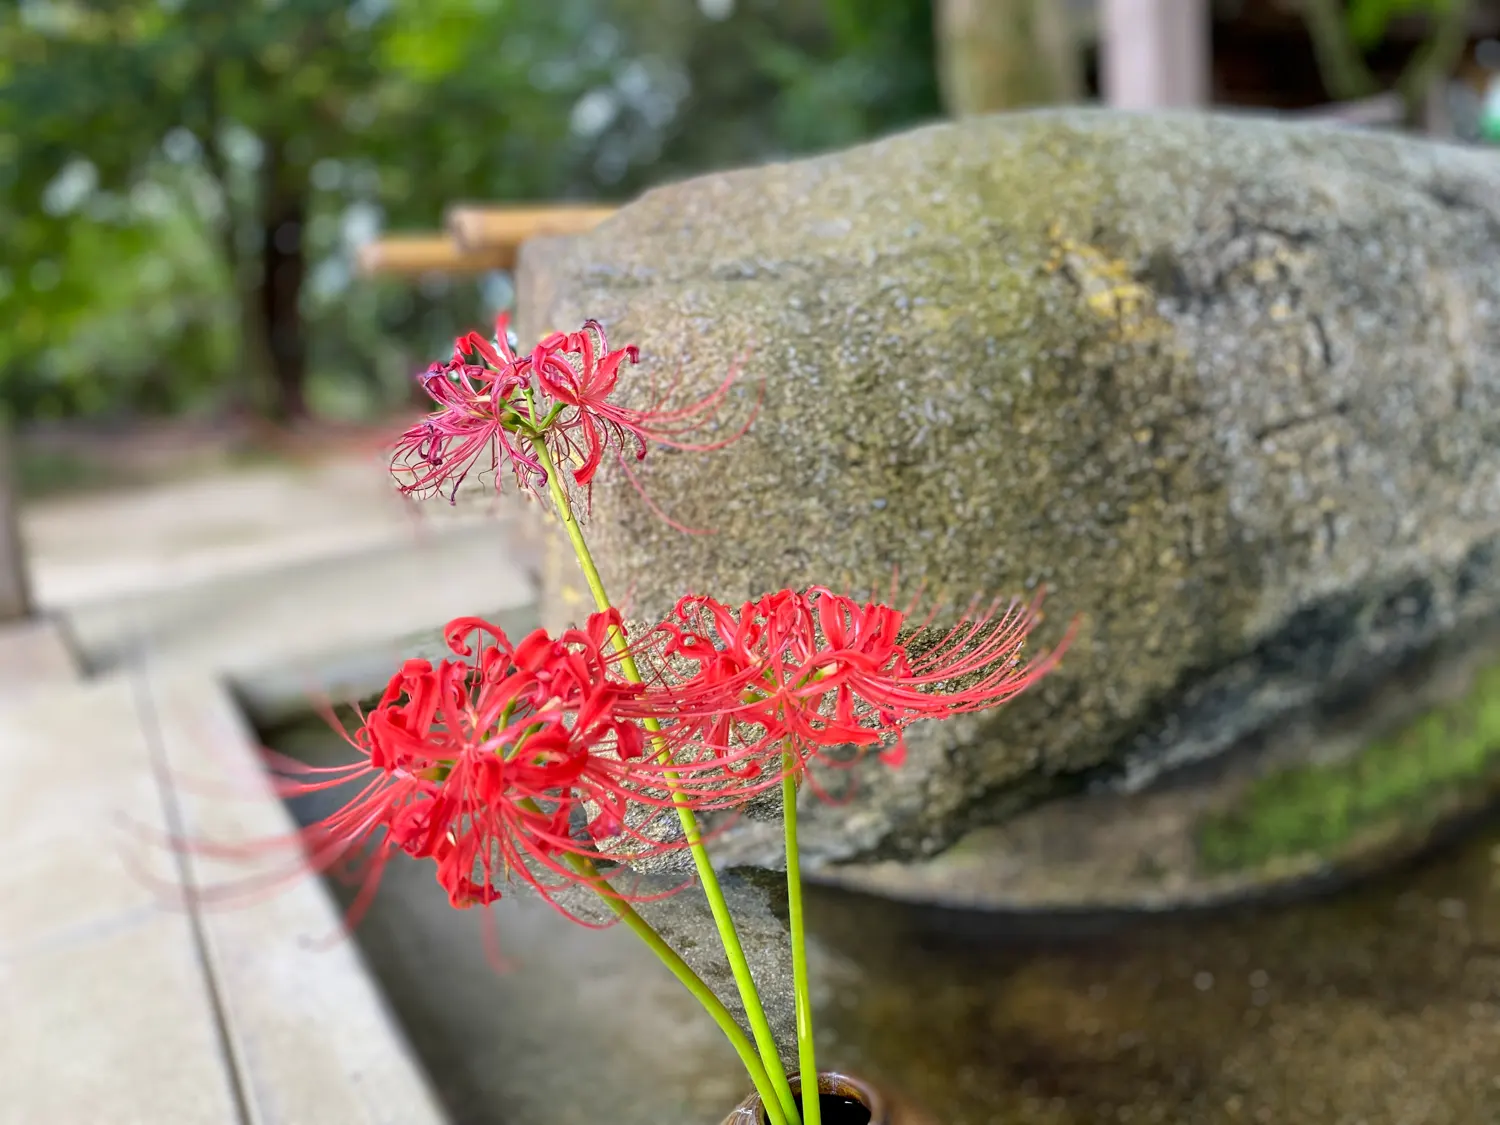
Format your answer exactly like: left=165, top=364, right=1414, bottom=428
left=355, top=235, right=513, bottom=278
left=445, top=204, right=617, bottom=253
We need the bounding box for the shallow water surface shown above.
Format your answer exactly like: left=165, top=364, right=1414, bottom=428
left=274, top=725, right=1500, bottom=1125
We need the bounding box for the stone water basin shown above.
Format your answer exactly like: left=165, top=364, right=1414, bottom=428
left=268, top=719, right=1500, bottom=1125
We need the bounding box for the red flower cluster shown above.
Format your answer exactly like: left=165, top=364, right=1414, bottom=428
left=252, top=311, right=1069, bottom=937
left=659, top=587, right=1065, bottom=789
left=265, top=610, right=766, bottom=927
left=248, top=589, right=1061, bottom=931
left=390, top=315, right=748, bottom=508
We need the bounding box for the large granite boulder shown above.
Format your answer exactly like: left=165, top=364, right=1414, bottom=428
left=510, top=109, right=1500, bottom=910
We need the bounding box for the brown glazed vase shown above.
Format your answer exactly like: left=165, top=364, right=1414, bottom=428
left=720, top=1071, right=934, bottom=1125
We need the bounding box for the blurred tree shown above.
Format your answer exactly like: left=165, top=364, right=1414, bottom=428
left=1, top=0, right=608, bottom=421
left=598, top=0, right=940, bottom=184
left=1, top=0, right=943, bottom=427
left=933, top=0, right=1081, bottom=115
left=1299, top=0, right=1472, bottom=124
left=758, top=0, right=941, bottom=151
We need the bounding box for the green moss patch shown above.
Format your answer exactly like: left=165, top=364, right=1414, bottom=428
left=1197, top=657, right=1500, bottom=874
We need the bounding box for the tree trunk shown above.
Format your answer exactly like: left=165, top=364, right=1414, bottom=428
left=246, top=141, right=310, bottom=423
left=1396, top=0, right=1472, bottom=131
left=933, top=0, right=1082, bottom=116
left=0, top=412, right=32, bottom=624
left=1299, top=0, right=1381, bottom=102
left=201, top=143, right=306, bottom=422
left=255, top=144, right=310, bottom=422
left=1299, top=0, right=1472, bottom=131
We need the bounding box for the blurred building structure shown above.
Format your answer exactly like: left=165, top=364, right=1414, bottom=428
left=1094, top=0, right=1500, bottom=120
left=1100, top=0, right=1212, bottom=108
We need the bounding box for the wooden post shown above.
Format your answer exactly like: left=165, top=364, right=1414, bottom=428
left=1101, top=0, right=1212, bottom=110
left=0, top=413, right=32, bottom=622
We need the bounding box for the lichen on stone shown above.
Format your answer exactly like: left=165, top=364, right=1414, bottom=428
left=1197, top=654, right=1500, bottom=874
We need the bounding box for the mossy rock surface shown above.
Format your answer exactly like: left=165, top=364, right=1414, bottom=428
left=511, top=109, right=1500, bottom=906
left=823, top=632, right=1500, bottom=910
left=1196, top=644, right=1500, bottom=879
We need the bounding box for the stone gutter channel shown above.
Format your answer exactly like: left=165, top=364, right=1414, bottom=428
left=131, top=661, right=257, bottom=1125
left=1, top=468, right=545, bottom=1123
left=0, top=620, right=479, bottom=1124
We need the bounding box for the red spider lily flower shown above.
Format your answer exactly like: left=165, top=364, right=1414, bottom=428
left=527, top=320, right=758, bottom=524
left=658, top=586, right=1070, bottom=788
left=454, top=313, right=521, bottom=372
left=389, top=314, right=543, bottom=502
left=388, top=314, right=756, bottom=522
left=388, top=357, right=540, bottom=502
left=187, top=609, right=777, bottom=937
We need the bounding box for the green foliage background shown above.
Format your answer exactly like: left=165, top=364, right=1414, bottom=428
left=1345, top=0, right=1459, bottom=49
left=0, top=0, right=938, bottom=425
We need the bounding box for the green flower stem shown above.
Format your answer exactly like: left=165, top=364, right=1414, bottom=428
left=559, top=852, right=792, bottom=1125
left=531, top=440, right=801, bottom=1125
left=781, top=753, right=819, bottom=1125
left=515, top=793, right=788, bottom=1121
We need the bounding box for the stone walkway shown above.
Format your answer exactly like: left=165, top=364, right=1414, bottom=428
left=0, top=459, right=539, bottom=1124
